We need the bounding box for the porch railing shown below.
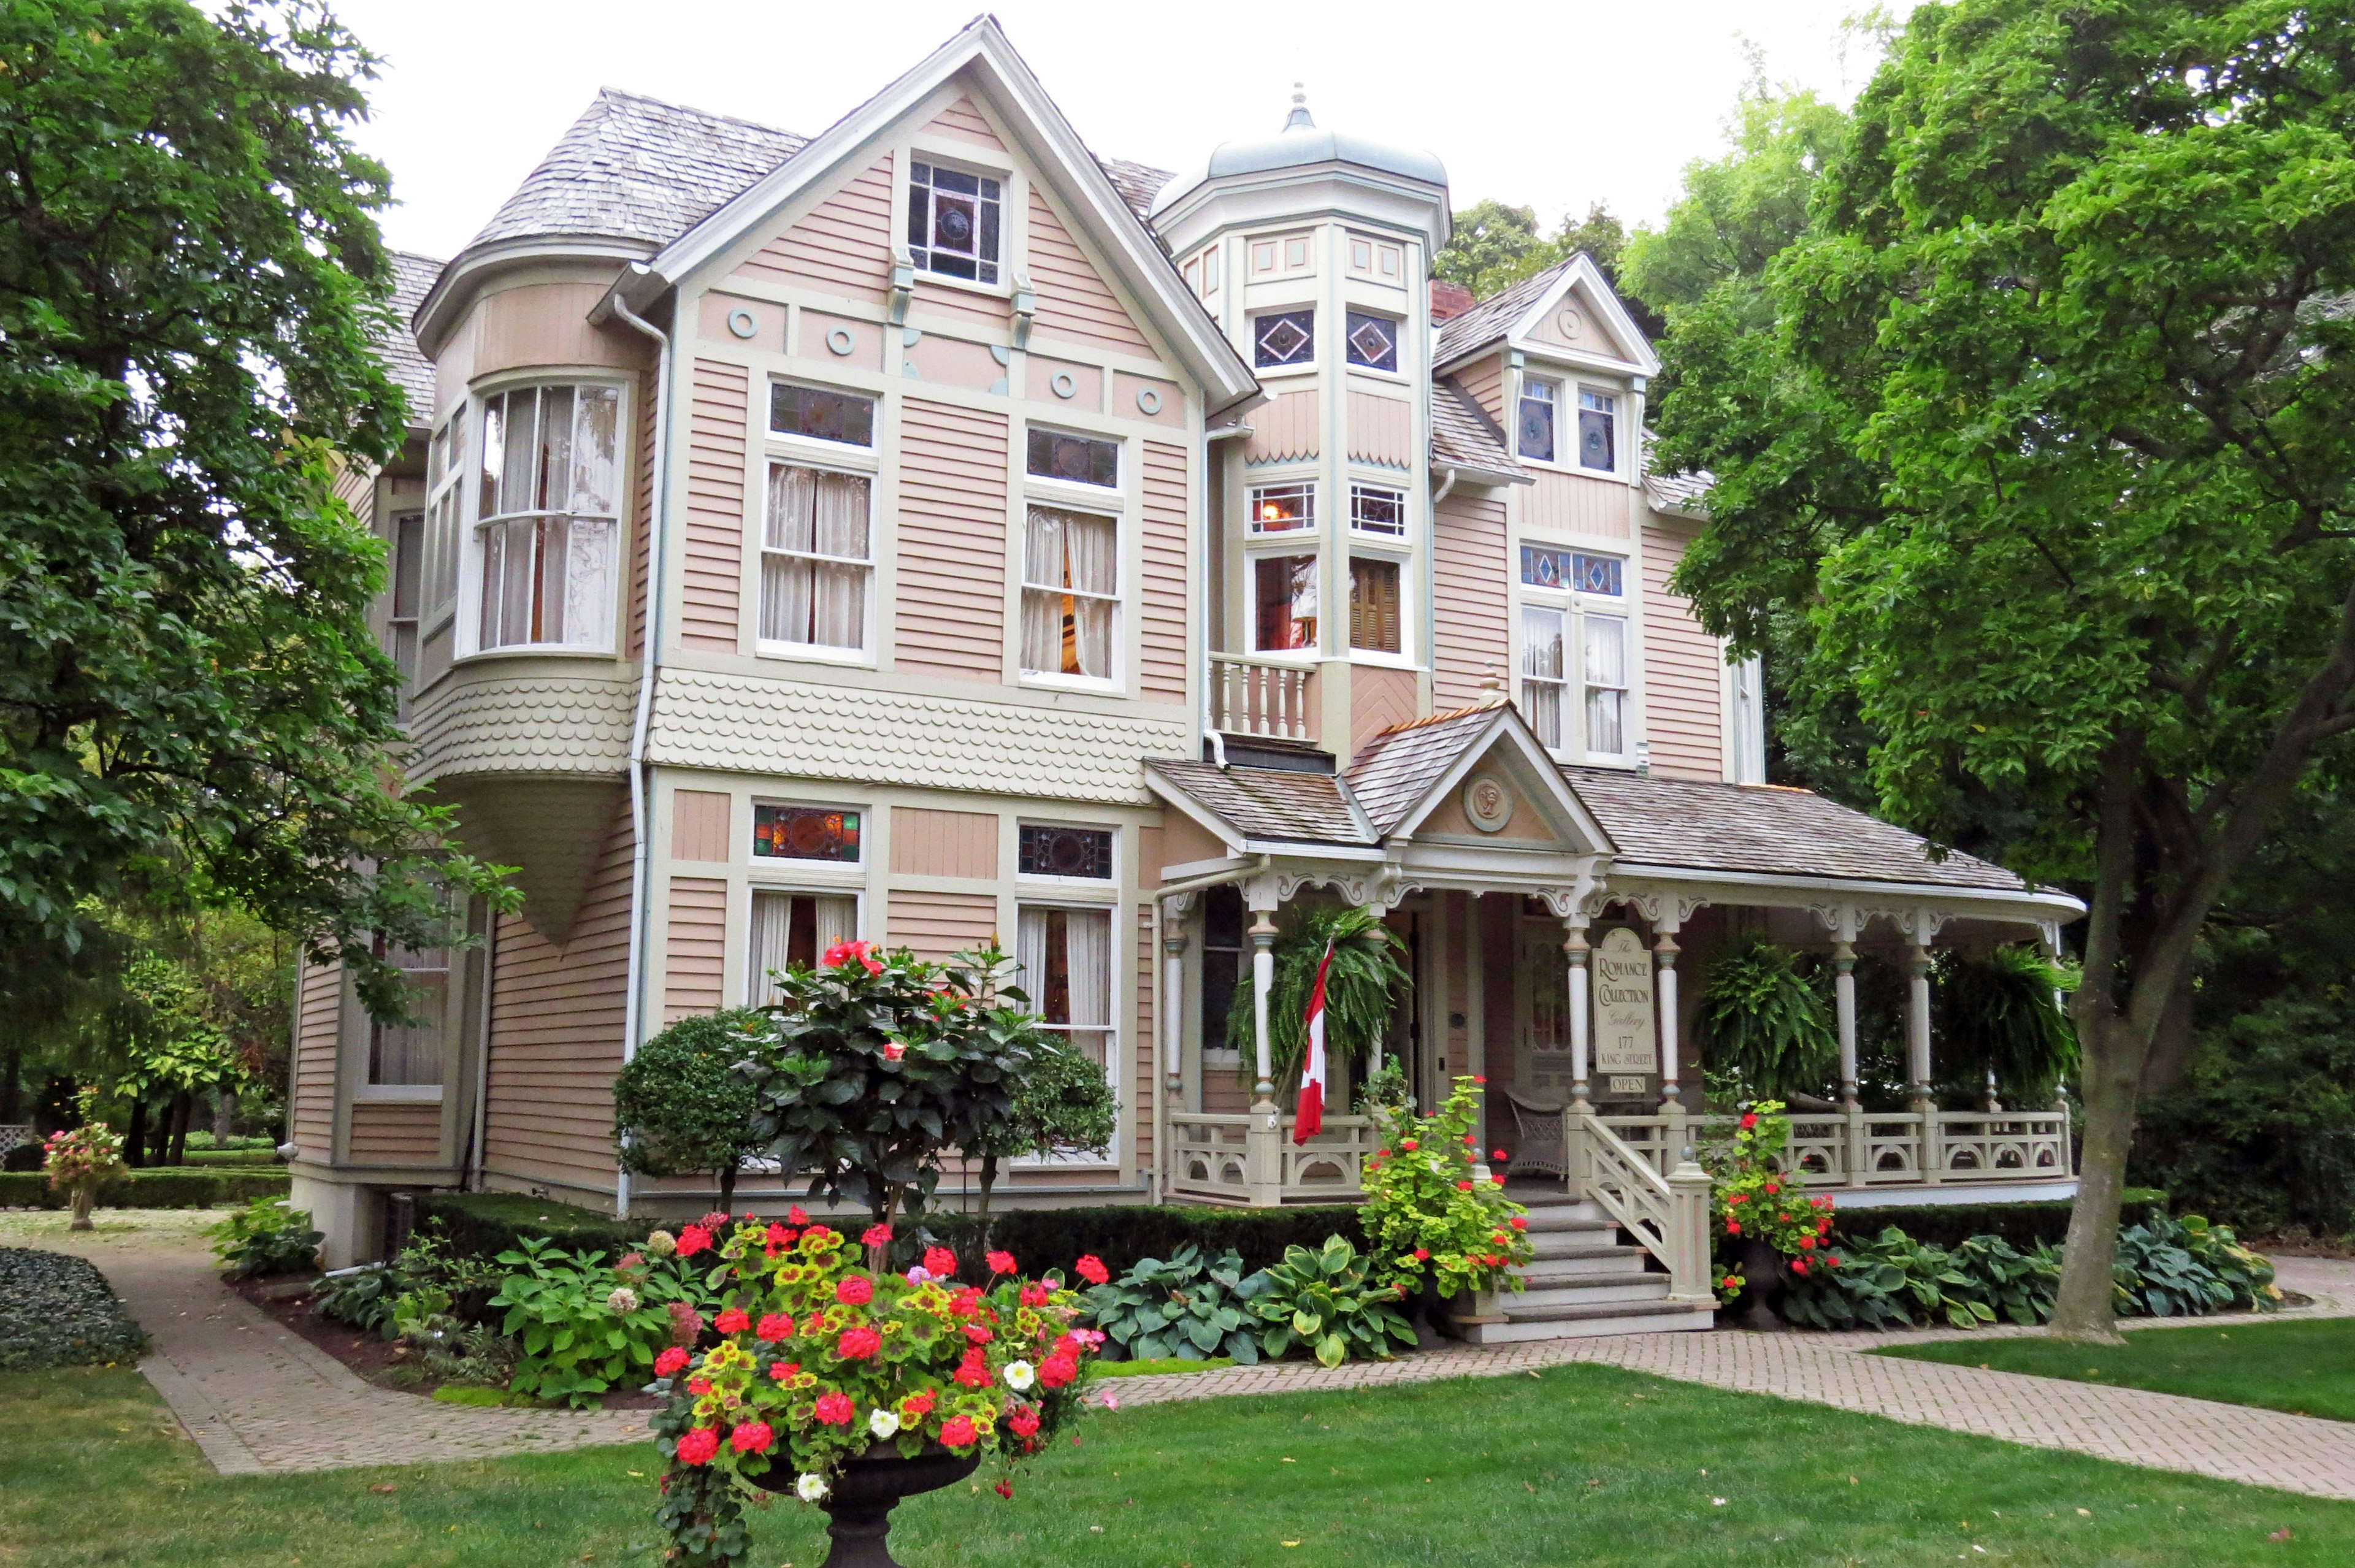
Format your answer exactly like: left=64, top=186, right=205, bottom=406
left=1591, top=1108, right=2072, bottom=1188
left=1208, top=654, right=1317, bottom=743
left=1571, top=1111, right=1714, bottom=1303
left=1168, top=1111, right=1374, bottom=1206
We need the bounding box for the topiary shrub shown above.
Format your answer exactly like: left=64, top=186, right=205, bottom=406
left=613, top=1009, right=772, bottom=1212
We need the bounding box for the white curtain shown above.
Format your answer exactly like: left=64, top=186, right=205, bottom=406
left=1064, top=908, right=1109, bottom=1065
left=1520, top=606, right=1564, bottom=747
left=764, top=466, right=868, bottom=650
left=1585, top=615, right=1627, bottom=754
left=1016, top=905, right=1052, bottom=1015
left=812, top=473, right=869, bottom=649
left=813, top=895, right=856, bottom=955
left=1020, top=507, right=1064, bottom=673
left=569, top=386, right=619, bottom=516
left=1065, top=512, right=1115, bottom=678
left=564, top=516, right=615, bottom=649
left=1022, top=507, right=1116, bottom=678
left=370, top=949, right=448, bottom=1086
left=748, top=892, right=794, bottom=1006
left=764, top=466, right=816, bottom=645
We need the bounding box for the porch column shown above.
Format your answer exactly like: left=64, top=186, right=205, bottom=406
left=1360, top=901, right=1389, bottom=1091
left=1655, top=917, right=1683, bottom=1114
left=1160, top=903, right=1188, bottom=1103
left=1905, top=939, right=1934, bottom=1106
left=1249, top=897, right=1279, bottom=1110
left=1834, top=936, right=1859, bottom=1107
left=1563, top=916, right=1592, bottom=1108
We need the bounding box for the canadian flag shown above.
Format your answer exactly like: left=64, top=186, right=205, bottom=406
left=1293, top=939, right=1336, bottom=1144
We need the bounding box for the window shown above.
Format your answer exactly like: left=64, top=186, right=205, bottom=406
left=1022, top=506, right=1118, bottom=680
left=746, top=892, right=857, bottom=1005
left=368, top=943, right=446, bottom=1087
left=771, top=383, right=874, bottom=446
left=1350, top=484, right=1405, bottom=538
left=906, top=160, right=1000, bottom=283
left=1254, top=310, right=1315, bottom=369
left=1520, top=606, right=1566, bottom=748
left=474, top=383, right=621, bottom=652
left=425, top=411, right=464, bottom=610
left=1518, top=376, right=1558, bottom=462
left=1350, top=557, right=1401, bottom=654
left=1577, top=388, right=1618, bottom=473
left=1027, top=428, right=1119, bottom=489
left=1521, top=546, right=1623, bottom=596
left=1252, top=554, right=1318, bottom=652
left=1019, top=824, right=1113, bottom=879
left=1345, top=311, right=1398, bottom=372
left=1200, top=886, right=1245, bottom=1061
left=1585, top=614, right=1628, bottom=755
left=1247, top=482, right=1315, bottom=536
left=761, top=465, right=871, bottom=652
left=1017, top=904, right=1112, bottom=1073
left=385, top=510, right=424, bottom=718
left=1204, top=250, right=1221, bottom=293
left=752, top=805, right=861, bottom=862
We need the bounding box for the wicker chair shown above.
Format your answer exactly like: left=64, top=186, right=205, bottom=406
left=1504, top=1089, right=1569, bottom=1180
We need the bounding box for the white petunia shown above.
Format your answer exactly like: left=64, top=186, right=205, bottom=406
left=869, top=1407, right=901, bottom=1439
left=605, top=1287, right=640, bottom=1314
left=797, top=1472, right=829, bottom=1502
left=1003, top=1360, right=1036, bottom=1391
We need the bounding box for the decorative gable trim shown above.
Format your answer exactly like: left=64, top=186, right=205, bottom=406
left=1385, top=706, right=1617, bottom=853
left=1501, top=254, right=1660, bottom=377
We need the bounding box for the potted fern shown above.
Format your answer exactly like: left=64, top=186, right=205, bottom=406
left=1221, top=904, right=1409, bottom=1093
left=1696, top=942, right=1838, bottom=1101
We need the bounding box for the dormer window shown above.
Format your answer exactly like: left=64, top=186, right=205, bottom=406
left=1578, top=389, right=1618, bottom=473
left=1518, top=376, right=1558, bottom=462
left=907, top=161, right=1000, bottom=284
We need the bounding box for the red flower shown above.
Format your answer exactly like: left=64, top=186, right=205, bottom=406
left=1725, top=1221, right=1742, bottom=1236
left=838, top=1327, right=881, bottom=1360
left=963, top=1323, right=994, bottom=1345
left=789, top=1206, right=810, bottom=1225
left=986, top=1249, right=1017, bottom=1275
left=1721, top=1275, right=1742, bottom=1291
left=1817, top=1218, right=1833, bottom=1234
left=675, top=1224, right=713, bottom=1259
left=730, top=1420, right=774, bottom=1455
left=756, top=1313, right=793, bottom=1342
left=654, top=1347, right=691, bottom=1378
left=923, top=1246, right=960, bottom=1277
left=824, top=938, right=884, bottom=974
left=1412, top=1247, right=1430, bottom=1261
left=836, top=1276, right=875, bottom=1307
left=1492, top=1149, right=1509, bottom=1161
left=1008, top=1407, right=1040, bottom=1437
left=1472, top=1074, right=1487, bottom=1084
left=1791, top=1258, right=1810, bottom=1276
left=1401, top=1138, right=1419, bottom=1152
left=814, top=1392, right=856, bottom=1426
left=1797, top=1236, right=1817, bottom=1251
left=768, top=1360, right=800, bottom=1382
left=687, top=1377, right=712, bottom=1396
left=1463, top=1134, right=1478, bottom=1145
left=1509, top=1217, right=1528, bottom=1231
left=862, top=1224, right=894, bottom=1247
left=903, top=1389, right=936, bottom=1418
left=883, top=1041, right=906, bottom=1061
left=941, top=1415, right=978, bottom=1448
left=1826, top=1255, right=1843, bottom=1268
left=1457, top=1180, right=1474, bottom=1191
left=1727, top=1192, right=1747, bottom=1205
left=675, top=1428, right=719, bottom=1466
left=1739, top=1113, right=1759, bottom=1131
left=994, top=1478, right=1014, bottom=1500
left=714, top=1307, right=751, bottom=1335
left=1020, top=1282, right=1051, bottom=1307
left=949, top=1288, right=984, bottom=1317
left=1763, top=1180, right=1780, bottom=1196
left=1038, top=1355, right=1079, bottom=1389
left=1074, top=1255, right=1110, bottom=1287
left=954, top=1350, right=990, bottom=1388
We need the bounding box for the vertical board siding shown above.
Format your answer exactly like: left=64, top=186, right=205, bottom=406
left=927, top=96, right=1004, bottom=148
left=665, top=876, right=729, bottom=1022
left=737, top=153, right=895, bottom=303
left=894, top=399, right=1008, bottom=681
left=1244, top=391, right=1320, bottom=465
left=484, top=805, right=634, bottom=1195
left=886, top=889, right=1000, bottom=960
left=347, top=1102, right=442, bottom=1165
left=1526, top=472, right=1631, bottom=540
left=1139, top=441, right=1190, bottom=705
left=629, top=368, right=656, bottom=657
left=1456, top=355, right=1506, bottom=426
left=683, top=359, right=748, bottom=653
left=1026, top=188, right=1151, bottom=354
left=1133, top=903, right=1154, bottom=1169
left=889, top=808, right=1000, bottom=879
left=291, top=957, right=341, bottom=1160
left=1433, top=491, right=1511, bottom=710
left=1346, top=391, right=1414, bottom=469
left=1641, top=516, right=1727, bottom=779
left=672, top=790, right=733, bottom=863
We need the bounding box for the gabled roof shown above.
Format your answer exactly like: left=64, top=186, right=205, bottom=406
left=1346, top=702, right=1614, bottom=851
left=381, top=250, right=443, bottom=427
left=1147, top=759, right=1371, bottom=846
left=1433, top=259, right=1571, bottom=365
left=1433, top=252, right=1660, bottom=378
left=1096, top=155, right=1177, bottom=223
left=1430, top=377, right=1526, bottom=483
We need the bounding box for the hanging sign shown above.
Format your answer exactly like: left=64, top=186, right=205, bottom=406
left=1592, top=927, right=1658, bottom=1074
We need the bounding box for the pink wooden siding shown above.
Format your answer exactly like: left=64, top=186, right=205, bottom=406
left=1433, top=491, right=1510, bottom=710
left=1346, top=390, right=1414, bottom=469
left=672, top=790, right=732, bottom=863
left=665, top=876, right=729, bottom=1022
left=1456, top=355, right=1505, bottom=427
left=893, top=398, right=1007, bottom=681
left=348, top=1102, right=441, bottom=1166
left=484, top=805, right=633, bottom=1195
left=735, top=152, right=895, bottom=304
left=1114, top=373, right=1184, bottom=429
left=1139, top=441, right=1190, bottom=705
left=1526, top=472, right=1631, bottom=540
left=1641, top=516, right=1726, bottom=780
left=911, top=281, right=1012, bottom=331
left=682, top=359, right=748, bottom=654
left=889, top=808, right=999, bottom=879
left=906, top=332, right=1002, bottom=391
left=927, top=95, right=1005, bottom=148
left=1025, top=355, right=1101, bottom=407
left=1349, top=665, right=1420, bottom=760
left=1025, top=188, right=1151, bottom=354
left=1244, top=391, right=1319, bottom=465
left=291, top=957, right=340, bottom=1160
left=886, top=889, right=1000, bottom=960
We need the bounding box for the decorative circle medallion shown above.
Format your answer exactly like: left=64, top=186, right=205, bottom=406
left=726, top=308, right=758, bottom=340
left=1051, top=371, right=1078, bottom=400
left=1135, top=387, right=1163, bottom=415
left=1558, top=308, right=1583, bottom=339
left=824, top=327, right=855, bottom=357
left=1463, top=774, right=1514, bottom=834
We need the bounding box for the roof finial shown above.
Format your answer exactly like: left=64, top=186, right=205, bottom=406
left=1285, top=82, right=1314, bottom=131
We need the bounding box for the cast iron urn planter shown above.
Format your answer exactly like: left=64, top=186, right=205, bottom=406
left=749, top=1442, right=981, bottom=1568
left=1737, top=1236, right=1785, bottom=1330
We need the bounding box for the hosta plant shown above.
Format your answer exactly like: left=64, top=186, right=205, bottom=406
left=1246, top=1235, right=1414, bottom=1367
left=2114, top=1215, right=2279, bottom=1317
left=1360, top=1076, right=1534, bottom=1300
left=490, top=1233, right=719, bottom=1406
left=209, top=1196, right=323, bottom=1279
left=649, top=1215, right=1098, bottom=1568
left=1078, top=1244, right=1264, bottom=1364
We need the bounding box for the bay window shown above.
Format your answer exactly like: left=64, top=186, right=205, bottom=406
left=1350, top=557, right=1401, bottom=654
left=746, top=890, right=858, bottom=1006
left=1248, top=482, right=1315, bottom=537
left=367, top=941, right=446, bottom=1088
left=1577, top=388, right=1618, bottom=473
left=760, top=465, right=871, bottom=652
left=1021, top=506, right=1119, bottom=680
left=385, top=510, right=424, bottom=718
left=1349, top=484, right=1405, bottom=538
left=1518, top=376, right=1558, bottom=462
left=1252, top=553, right=1319, bottom=652
left=473, top=382, right=621, bottom=652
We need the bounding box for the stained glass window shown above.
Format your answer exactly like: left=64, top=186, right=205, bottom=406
left=771, top=383, right=875, bottom=446
left=1350, top=484, right=1405, bottom=537
left=1026, top=429, right=1119, bottom=488
left=1019, top=824, right=1112, bottom=879
left=1254, top=310, right=1315, bottom=369
left=906, top=161, right=1001, bottom=283
left=752, top=805, right=861, bottom=862
left=1520, top=546, right=1622, bottom=596
left=1344, top=311, right=1398, bottom=372
left=1248, top=482, right=1315, bottom=535
left=1577, top=388, right=1617, bottom=472
left=1518, top=377, right=1557, bottom=462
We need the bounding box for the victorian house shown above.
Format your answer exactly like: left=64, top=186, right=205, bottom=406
left=291, top=19, right=2081, bottom=1337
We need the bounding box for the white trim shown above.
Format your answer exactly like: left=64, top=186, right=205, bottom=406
left=352, top=1084, right=443, bottom=1104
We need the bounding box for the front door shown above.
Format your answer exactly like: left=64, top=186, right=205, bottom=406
left=1515, top=912, right=1575, bottom=1103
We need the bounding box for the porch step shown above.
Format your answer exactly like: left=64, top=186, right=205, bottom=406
left=1525, top=1233, right=1635, bottom=1264
left=1456, top=1298, right=1715, bottom=1345
left=1509, top=1271, right=1669, bottom=1309
left=1518, top=1253, right=1658, bottom=1285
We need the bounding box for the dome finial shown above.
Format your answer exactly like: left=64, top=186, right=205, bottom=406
left=1285, top=81, right=1314, bottom=131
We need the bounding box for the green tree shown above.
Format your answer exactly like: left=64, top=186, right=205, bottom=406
left=0, top=0, right=511, bottom=1023
left=966, top=1032, right=1117, bottom=1237
left=613, top=1010, right=772, bottom=1213
left=1652, top=0, right=2355, bottom=1339
left=1433, top=198, right=1545, bottom=298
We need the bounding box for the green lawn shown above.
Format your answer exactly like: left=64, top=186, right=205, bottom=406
left=7, top=1359, right=2354, bottom=1567
left=1881, top=1316, right=2355, bottom=1423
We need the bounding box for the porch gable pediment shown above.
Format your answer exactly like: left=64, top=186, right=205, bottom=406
left=1350, top=702, right=1614, bottom=858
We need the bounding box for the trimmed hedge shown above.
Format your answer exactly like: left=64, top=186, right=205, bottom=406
left=0, top=1248, right=148, bottom=1369
left=412, top=1191, right=646, bottom=1262
left=0, top=1168, right=290, bottom=1210
left=917, top=1204, right=1368, bottom=1279
left=1832, top=1188, right=2169, bottom=1252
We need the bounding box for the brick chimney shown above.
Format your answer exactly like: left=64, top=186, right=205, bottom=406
left=1429, top=278, right=1477, bottom=324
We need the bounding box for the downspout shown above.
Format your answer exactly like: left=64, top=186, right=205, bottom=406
left=608, top=271, right=672, bottom=1222
left=1431, top=465, right=1458, bottom=508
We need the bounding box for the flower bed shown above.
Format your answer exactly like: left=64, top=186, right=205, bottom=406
left=0, top=1249, right=148, bottom=1370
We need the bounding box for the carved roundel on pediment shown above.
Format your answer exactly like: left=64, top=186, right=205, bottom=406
left=1463, top=773, right=1514, bottom=834
left=1557, top=307, right=1584, bottom=340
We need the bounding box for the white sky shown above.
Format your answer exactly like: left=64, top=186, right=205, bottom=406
left=329, top=0, right=1908, bottom=262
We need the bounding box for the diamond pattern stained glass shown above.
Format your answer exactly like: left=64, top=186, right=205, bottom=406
left=1345, top=311, right=1397, bottom=372
left=1254, top=310, right=1314, bottom=368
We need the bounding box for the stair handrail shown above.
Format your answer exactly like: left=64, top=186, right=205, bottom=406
left=1574, top=1108, right=1717, bottom=1306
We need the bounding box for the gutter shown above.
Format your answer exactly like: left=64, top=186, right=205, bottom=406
left=468, top=914, right=496, bottom=1190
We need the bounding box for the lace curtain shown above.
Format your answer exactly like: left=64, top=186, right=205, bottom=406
left=1021, top=506, right=1115, bottom=678
left=762, top=465, right=871, bottom=651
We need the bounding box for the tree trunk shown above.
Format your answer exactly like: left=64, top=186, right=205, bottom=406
left=0, top=1048, right=20, bottom=1125
left=716, top=1159, right=737, bottom=1216
left=213, top=1088, right=236, bottom=1146
left=166, top=1090, right=192, bottom=1166
left=147, top=1098, right=172, bottom=1166
left=124, top=1099, right=147, bottom=1169
left=976, top=1152, right=1000, bottom=1251
left=2051, top=1020, right=2139, bottom=1342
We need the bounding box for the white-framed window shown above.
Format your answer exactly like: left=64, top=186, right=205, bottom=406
left=1520, top=605, right=1567, bottom=748
left=1518, top=375, right=1558, bottom=463
left=1016, top=900, right=1114, bottom=1085
left=906, top=158, right=1002, bottom=284
left=1248, top=481, right=1315, bottom=537
left=1518, top=545, right=1631, bottom=758
left=1350, top=557, right=1402, bottom=654
left=1577, top=388, right=1618, bottom=473
left=746, top=890, right=859, bottom=1006
left=424, top=410, right=464, bottom=613
left=771, top=381, right=875, bottom=448
left=750, top=803, right=863, bottom=864
left=1584, top=614, right=1629, bottom=756
left=1349, top=484, right=1405, bottom=538
left=760, top=465, right=871, bottom=653
left=1344, top=311, right=1399, bottom=372
left=1022, top=505, right=1119, bottom=681
left=367, top=941, right=446, bottom=1088
left=472, top=381, right=621, bottom=653
left=385, top=509, right=424, bottom=719
left=1252, top=552, right=1319, bottom=652
left=1017, top=822, right=1114, bottom=881
left=1252, top=309, right=1315, bottom=369
left=1026, top=427, right=1119, bottom=489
